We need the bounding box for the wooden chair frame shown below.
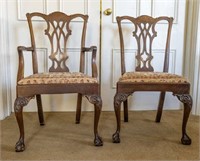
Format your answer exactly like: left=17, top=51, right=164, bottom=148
left=14, top=12, right=103, bottom=152
left=112, top=15, right=193, bottom=145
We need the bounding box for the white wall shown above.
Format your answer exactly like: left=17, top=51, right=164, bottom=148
left=184, top=0, right=200, bottom=115
left=192, top=1, right=200, bottom=115
left=0, top=0, right=12, bottom=120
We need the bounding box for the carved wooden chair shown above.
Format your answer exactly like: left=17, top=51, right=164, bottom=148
left=14, top=12, right=103, bottom=152
left=112, top=15, right=193, bottom=145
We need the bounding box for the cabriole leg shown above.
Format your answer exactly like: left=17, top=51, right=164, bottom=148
left=14, top=97, right=31, bottom=152
left=113, top=93, right=130, bottom=143
left=176, top=94, right=192, bottom=145
left=85, top=95, right=103, bottom=146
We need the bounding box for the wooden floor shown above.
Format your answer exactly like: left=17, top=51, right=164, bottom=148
left=1, top=110, right=199, bottom=160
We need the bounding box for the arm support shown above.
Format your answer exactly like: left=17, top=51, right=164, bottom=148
left=17, top=46, right=34, bottom=82
left=82, top=46, right=98, bottom=78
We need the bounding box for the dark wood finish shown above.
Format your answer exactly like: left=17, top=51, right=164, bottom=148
left=76, top=93, right=82, bottom=124
left=14, top=12, right=103, bottom=152
left=113, top=15, right=192, bottom=145
left=155, top=92, right=166, bottom=122
left=36, top=94, right=44, bottom=125
left=123, top=100, right=128, bottom=122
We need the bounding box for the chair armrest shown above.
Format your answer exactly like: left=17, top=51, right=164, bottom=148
left=82, top=46, right=98, bottom=78
left=17, top=46, right=34, bottom=82
left=82, top=46, right=96, bottom=52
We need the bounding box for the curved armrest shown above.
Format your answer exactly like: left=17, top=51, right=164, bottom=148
left=82, top=46, right=98, bottom=78
left=17, top=46, right=34, bottom=82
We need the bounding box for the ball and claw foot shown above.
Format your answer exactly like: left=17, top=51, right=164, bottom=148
left=112, top=131, right=120, bottom=143
left=94, top=135, right=103, bottom=146
left=15, top=140, right=25, bottom=152
left=181, top=133, right=192, bottom=145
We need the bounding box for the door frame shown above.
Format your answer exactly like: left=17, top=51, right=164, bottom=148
left=184, top=0, right=200, bottom=115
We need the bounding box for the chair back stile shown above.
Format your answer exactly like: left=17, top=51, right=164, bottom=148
left=116, top=17, right=126, bottom=75
left=79, top=16, right=88, bottom=74
left=163, top=18, right=173, bottom=72
left=26, top=13, right=38, bottom=74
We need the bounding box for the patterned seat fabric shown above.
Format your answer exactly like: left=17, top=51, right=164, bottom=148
left=18, top=72, right=98, bottom=85
left=119, top=72, right=188, bottom=83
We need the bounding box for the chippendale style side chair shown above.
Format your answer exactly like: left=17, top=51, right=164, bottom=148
left=14, top=12, right=103, bottom=152
left=112, top=15, right=193, bottom=145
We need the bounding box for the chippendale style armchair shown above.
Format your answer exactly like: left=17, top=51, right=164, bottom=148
left=112, top=15, right=193, bottom=145
left=14, top=12, right=103, bottom=152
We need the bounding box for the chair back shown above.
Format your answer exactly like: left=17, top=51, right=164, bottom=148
left=116, top=15, right=173, bottom=75
left=26, top=12, right=88, bottom=73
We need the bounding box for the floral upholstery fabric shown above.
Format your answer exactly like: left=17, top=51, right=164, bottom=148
left=18, top=72, right=98, bottom=85
left=119, top=72, right=188, bottom=83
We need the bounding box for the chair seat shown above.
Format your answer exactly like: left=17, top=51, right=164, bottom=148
left=119, top=72, right=188, bottom=84
left=18, top=72, right=98, bottom=85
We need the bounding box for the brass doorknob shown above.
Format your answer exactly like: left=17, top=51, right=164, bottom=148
left=104, top=8, right=112, bottom=16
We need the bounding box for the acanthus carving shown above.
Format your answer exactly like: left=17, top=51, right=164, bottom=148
left=114, top=93, right=131, bottom=107
left=175, top=94, right=193, bottom=108
left=85, top=95, right=102, bottom=107
left=14, top=97, right=32, bottom=113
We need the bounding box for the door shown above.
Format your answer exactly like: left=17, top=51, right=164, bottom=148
left=6, top=0, right=186, bottom=113
left=101, top=0, right=187, bottom=111
left=7, top=0, right=100, bottom=112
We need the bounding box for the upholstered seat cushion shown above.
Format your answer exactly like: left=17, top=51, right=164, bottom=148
left=18, top=72, right=98, bottom=85
left=119, top=72, right=188, bottom=83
